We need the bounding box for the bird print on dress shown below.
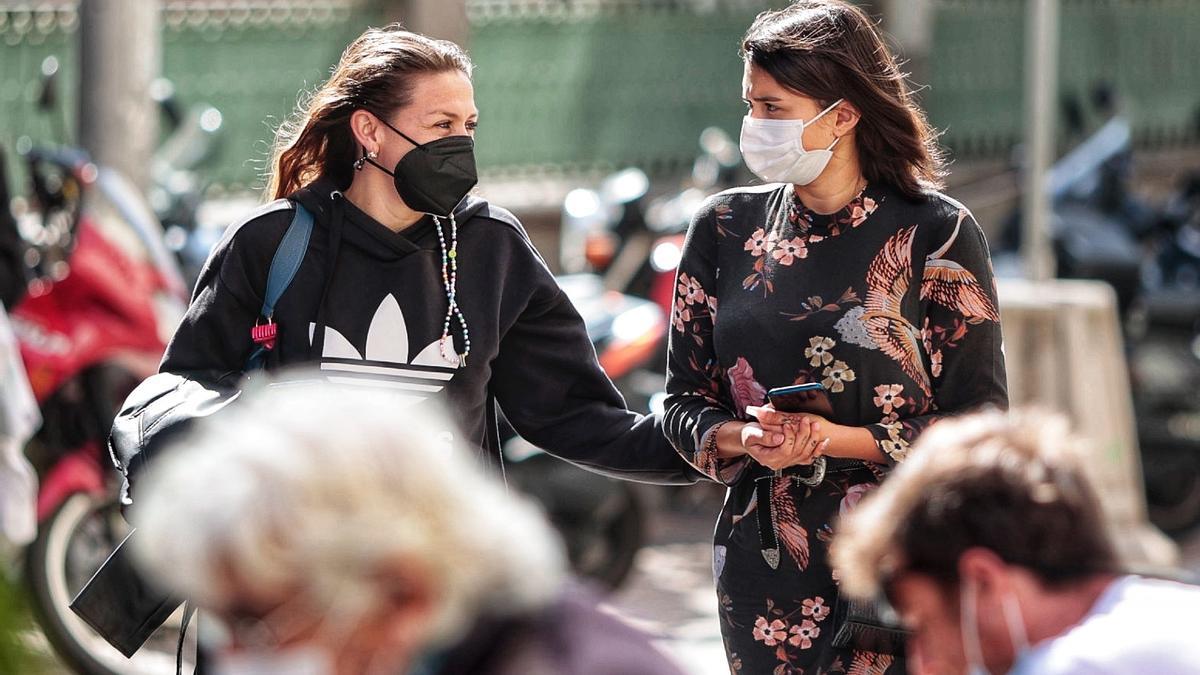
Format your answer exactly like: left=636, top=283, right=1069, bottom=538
left=862, top=209, right=999, bottom=397
left=862, top=226, right=931, bottom=396
left=921, top=209, right=1000, bottom=323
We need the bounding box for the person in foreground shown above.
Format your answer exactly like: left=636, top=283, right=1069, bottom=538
left=130, top=381, right=687, bottom=675
left=663, top=1, right=1006, bottom=671
left=832, top=409, right=1200, bottom=675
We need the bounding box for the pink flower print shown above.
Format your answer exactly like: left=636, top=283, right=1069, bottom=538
left=863, top=196, right=878, bottom=213
left=727, top=357, right=767, bottom=415
left=872, top=384, right=906, bottom=415
left=744, top=228, right=776, bottom=257
left=802, top=597, right=833, bottom=622
left=788, top=620, right=820, bottom=649
left=849, top=204, right=869, bottom=227
left=753, top=616, right=788, bottom=646
left=671, top=298, right=692, bottom=334
left=680, top=274, right=706, bottom=306
left=675, top=297, right=692, bottom=323
left=706, top=294, right=719, bottom=319
left=839, top=483, right=876, bottom=518
left=771, top=236, right=808, bottom=266
left=931, top=349, right=944, bottom=378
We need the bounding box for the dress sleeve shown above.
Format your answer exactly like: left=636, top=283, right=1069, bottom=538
left=489, top=238, right=701, bottom=486
left=867, top=210, right=1008, bottom=463
left=663, top=197, right=750, bottom=485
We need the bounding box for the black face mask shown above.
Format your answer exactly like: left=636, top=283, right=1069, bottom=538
left=364, top=118, right=478, bottom=218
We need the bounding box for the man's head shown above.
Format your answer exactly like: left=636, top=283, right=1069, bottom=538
left=132, top=381, right=565, bottom=674
left=832, top=410, right=1123, bottom=675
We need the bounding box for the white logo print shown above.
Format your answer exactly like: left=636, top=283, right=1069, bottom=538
left=310, top=294, right=460, bottom=405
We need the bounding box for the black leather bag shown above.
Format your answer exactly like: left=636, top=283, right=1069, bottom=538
left=831, top=594, right=910, bottom=657
left=69, top=374, right=240, bottom=656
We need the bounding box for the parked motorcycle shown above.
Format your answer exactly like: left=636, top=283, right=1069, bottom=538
left=559, top=127, right=744, bottom=414
left=501, top=274, right=664, bottom=590
left=148, top=76, right=226, bottom=286
left=4, top=64, right=192, bottom=674
left=998, top=106, right=1200, bottom=534
left=500, top=131, right=746, bottom=590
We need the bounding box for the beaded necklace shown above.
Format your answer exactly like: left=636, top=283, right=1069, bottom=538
left=434, top=213, right=470, bottom=365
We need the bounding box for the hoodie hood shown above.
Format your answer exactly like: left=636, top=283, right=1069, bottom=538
left=292, top=178, right=490, bottom=263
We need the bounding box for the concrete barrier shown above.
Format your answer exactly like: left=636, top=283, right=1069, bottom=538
left=997, top=277, right=1178, bottom=568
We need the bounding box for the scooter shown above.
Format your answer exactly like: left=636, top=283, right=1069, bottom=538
left=559, top=127, right=745, bottom=414
left=998, top=102, right=1200, bottom=534
left=148, top=76, right=226, bottom=287
left=3, top=67, right=192, bottom=673
left=501, top=274, right=665, bottom=590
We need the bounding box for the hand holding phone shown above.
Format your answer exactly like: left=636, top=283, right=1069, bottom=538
left=766, top=383, right=834, bottom=418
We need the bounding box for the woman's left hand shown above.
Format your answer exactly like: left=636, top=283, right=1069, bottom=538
left=746, top=404, right=831, bottom=466
left=747, top=404, right=889, bottom=463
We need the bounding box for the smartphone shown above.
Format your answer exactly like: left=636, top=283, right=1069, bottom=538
left=766, top=382, right=834, bottom=418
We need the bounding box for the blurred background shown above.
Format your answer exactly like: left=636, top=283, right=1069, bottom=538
left=1, top=1, right=1199, bottom=673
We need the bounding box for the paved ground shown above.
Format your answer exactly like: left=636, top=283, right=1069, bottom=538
left=604, top=497, right=1200, bottom=675
left=605, top=507, right=729, bottom=675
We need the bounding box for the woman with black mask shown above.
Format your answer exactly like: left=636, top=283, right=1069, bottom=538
left=157, top=25, right=694, bottom=484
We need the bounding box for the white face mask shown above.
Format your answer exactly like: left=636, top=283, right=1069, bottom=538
left=214, top=644, right=336, bottom=675
left=739, top=98, right=844, bottom=185
left=959, top=581, right=1031, bottom=675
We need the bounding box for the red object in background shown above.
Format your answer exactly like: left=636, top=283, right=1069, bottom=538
left=35, top=445, right=105, bottom=522
left=12, top=217, right=168, bottom=404
left=649, top=234, right=686, bottom=320
left=11, top=210, right=179, bottom=520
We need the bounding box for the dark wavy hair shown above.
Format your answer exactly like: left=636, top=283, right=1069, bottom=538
left=742, top=1, right=945, bottom=200
left=266, top=24, right=472, bottom=200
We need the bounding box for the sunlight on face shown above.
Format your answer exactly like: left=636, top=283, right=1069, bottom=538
left=380, top=70, right=478, bottom=165
left=741, top=61, right=826, bottom=121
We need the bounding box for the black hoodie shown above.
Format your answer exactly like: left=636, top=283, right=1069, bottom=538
left=160, top=179, right=697, bottom=484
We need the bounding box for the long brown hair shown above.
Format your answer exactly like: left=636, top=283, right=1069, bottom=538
left=742, top=1, right=945, bottom=200
left=266, top=24, right=473, bottom=200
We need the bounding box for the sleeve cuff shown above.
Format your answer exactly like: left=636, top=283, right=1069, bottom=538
left=867, top=421, right=911, bottom=465
left=695, top=418, right=751, bottom=486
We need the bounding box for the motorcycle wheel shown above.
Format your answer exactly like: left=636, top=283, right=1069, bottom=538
left=506, top=454, right=645, bottom=590
left=1144, top=447, right=1200, bottom=536
left=24, top=491, right=193, bottom=675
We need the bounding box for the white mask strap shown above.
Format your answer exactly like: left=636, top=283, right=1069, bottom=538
left=1001, top=592, right=1031, bottom=656
left=809, top=98, right=844, bottom=127
left=960, top=581, right=989, bottom=675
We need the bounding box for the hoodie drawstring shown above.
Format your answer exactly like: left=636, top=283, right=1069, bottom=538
left=307, top=190, right=345, bottom=361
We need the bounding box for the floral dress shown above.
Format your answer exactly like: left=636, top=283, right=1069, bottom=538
left=663, top=182, right=1007, bottom=675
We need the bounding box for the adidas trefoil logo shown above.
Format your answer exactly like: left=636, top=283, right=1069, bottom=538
left=310, top=294, right=460, bottom=404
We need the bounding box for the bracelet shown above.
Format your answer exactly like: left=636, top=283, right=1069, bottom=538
left=703, top=420, right=735, bottom=459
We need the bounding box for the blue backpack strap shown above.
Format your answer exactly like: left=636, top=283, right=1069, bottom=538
left=245, top=203, right=314, bottom=371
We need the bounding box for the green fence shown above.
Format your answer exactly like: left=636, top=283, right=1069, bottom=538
left=2, top=1, right=1198, bottom=191
left=926, top=0, right=1200, bottom=158
left=467, top=0, right=776, bottom=178
left=1, top=2, right=383, bottom=193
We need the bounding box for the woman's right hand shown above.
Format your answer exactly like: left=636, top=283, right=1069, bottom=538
left=742, top=415, right=829, bottom=471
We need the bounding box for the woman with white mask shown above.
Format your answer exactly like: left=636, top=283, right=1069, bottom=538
left=662, top=1, right=1007, bottom=672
